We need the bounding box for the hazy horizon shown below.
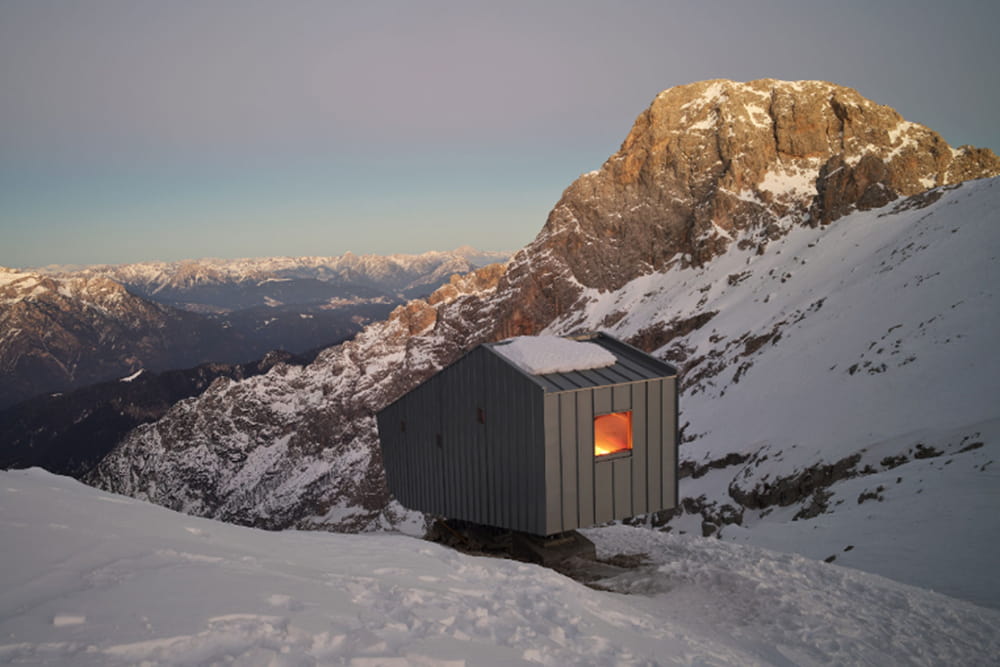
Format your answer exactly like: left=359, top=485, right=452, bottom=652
left=2, top=1, right=998, bottom=267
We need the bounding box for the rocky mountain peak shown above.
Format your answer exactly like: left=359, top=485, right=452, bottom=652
left=538, top=79, right=1000, bottom=291
left=87, top=80, right=1000, bottom=536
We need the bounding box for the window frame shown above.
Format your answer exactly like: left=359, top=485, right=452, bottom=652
left=593, top=409, right=633, bottom=459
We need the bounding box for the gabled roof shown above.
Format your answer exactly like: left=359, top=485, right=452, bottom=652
left=484, top=332, right=676, bottom=393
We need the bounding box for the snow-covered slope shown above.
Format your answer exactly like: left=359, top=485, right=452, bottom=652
left=87, top=80, right=1000, bottom=611
left=3, top=468, right=998, bottom=665
left=549, top=177, right=1000, bottom=608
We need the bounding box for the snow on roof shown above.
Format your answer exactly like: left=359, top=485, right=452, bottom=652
left=492, top=335, right=616, bottom=375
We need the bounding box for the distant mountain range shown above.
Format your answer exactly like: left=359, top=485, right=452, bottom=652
left=38, top=246, right=508, bottom=309
left=0, top=247, right=508, bottom=408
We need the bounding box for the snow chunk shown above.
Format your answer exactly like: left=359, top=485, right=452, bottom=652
left=492, top=335, right=615, bottom=375
left=120, top=369, right=145, bottom=382
left=52, top=614, right=85, bottom=627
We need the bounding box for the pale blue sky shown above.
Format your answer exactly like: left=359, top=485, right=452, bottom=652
left=2, top=1, right=998, bottom=267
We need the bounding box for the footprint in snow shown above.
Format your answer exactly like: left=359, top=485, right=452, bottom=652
left=52, top=614, right=85, bottom=627
left=266, top=594, right=304, bottom=611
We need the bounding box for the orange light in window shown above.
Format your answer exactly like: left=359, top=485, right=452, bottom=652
left=594, top=411, right=632, bottom=457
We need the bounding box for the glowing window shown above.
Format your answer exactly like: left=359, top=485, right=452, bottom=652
left=594, top=411, right=632, bottom=457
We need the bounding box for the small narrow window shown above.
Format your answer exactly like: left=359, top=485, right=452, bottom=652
left=435, top=433, right=443, bottom=448
left=400, top=420, right=406, bottom=433
left=594, top=411, right=632, bottom=457
left=476, top=407, right=485, bottom=424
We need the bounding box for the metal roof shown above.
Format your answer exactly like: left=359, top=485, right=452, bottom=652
left=484, top=332, right=677, bottom=393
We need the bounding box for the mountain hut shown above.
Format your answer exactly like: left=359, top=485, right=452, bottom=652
left=376, top=332, right=679, bottom=536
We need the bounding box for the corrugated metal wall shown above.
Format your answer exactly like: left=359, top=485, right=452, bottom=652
left=379, top=345, right=678, bottom=537
left=377, top=347, right=548, bottom=534
left=541, top=376, right=677, bottom=534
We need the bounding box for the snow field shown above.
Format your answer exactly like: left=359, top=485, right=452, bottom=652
left=3, top=469, right=999, bottom=666
left=548, top=177, right=1000, bottom=608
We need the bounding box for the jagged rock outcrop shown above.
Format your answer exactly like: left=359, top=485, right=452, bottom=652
left=539, top=79, right=999, bottom=291
left=87, top=261, right=516, bottom=530
left=88, top=79, right=1000, bottom=531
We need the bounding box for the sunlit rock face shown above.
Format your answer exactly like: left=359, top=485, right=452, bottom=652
left=539, top=79, right=999, bottom=291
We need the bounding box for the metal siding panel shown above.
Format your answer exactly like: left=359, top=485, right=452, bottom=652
left=424, top=385, right=441, bottom=514
left=449, top=354, right=465, bottom=521
left=500, top=358, right=512, bottom=531
left=394, top=402, right=408, bottom=508
left=407, top=392, right=419, bottom=511
left=540, top=373, right=572, bottom=391
left=523, top=369, right=539, bottom=533
left=543, top=395, right=562, bottom=534
left=576, top=390, right=595, bottom=528
left=612, top=384, right=631, bottom=412
left=472, top=352, right=488, bottom=526
left=647, top=380, right=663, bottom=511
left=609, top=355, right=658, bottom=381
left=593, top=334, right=678, bottom=378
left=599, top=365, right=635, bottom=385
left=388, top=405, right=406, bottom=508
left=467, top=351, right=481, bottom=523
left=505, top=361, right=520, bottom=531
left=631, top=382, right=647, bottom=516
left=594, top=460, right=614, bottom=524
left=526, top=389, right=542, bottom=533
left=662, top=376, right=678, bottom=510
left=513, top=383, right=525, bottom=532
left=609, top=363, right=645, bottom=382
left=487, top=359, right=501, bottom=529
left=594, top=387, right=612, bottom=415
left=512, top=359, right=533, bottom=532
left=559, top=392, right=578, bottom=532
left=554, top=371, right=588, bottom=389
left=451, top=355, right=465, bottom=521
left=424, top=381, right=437, bottom=513
left=438, top=372, right=453, bottom=519
left=424, top=380, right=439, bottom=514
left=522, top=386, right=535, bottom=532
left=489, top=358, right=500, bottom=529
left=432, top=377, right=445, bottom=515
left=573, top=368, right=612, bottom=388
left=385, top=407, right=400, bottom=507
left=534, top=375, right=566, bottom=392
left=413, top=386, right=426, bottom=512
left=613, top=457, right=631, bottom=519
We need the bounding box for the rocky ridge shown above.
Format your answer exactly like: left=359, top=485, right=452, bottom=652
left=540, top=79, right=998, bottom=291
left=89, top=79, right=999, bottom=535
